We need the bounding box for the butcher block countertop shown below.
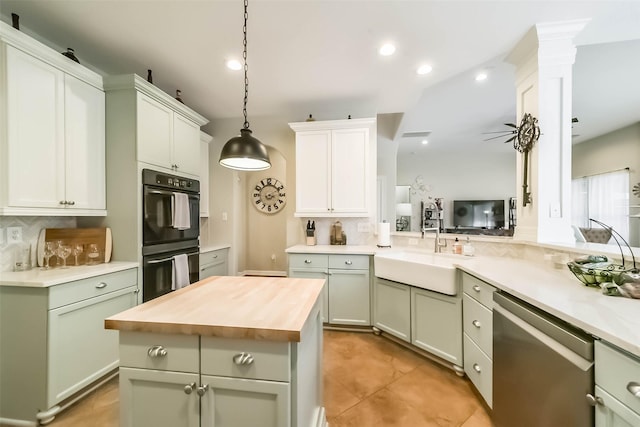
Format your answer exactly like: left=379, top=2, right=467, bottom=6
left=105, top=275, right=325, bottom=342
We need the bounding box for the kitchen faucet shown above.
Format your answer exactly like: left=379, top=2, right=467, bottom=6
left=421, top=201, right=447, bottom=253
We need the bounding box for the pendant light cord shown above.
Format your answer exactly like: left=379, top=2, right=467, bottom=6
left=243, top=0, right=250, bottom=130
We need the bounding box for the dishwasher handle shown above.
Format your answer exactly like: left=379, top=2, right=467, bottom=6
left=493, top=303, right=594, bottom=372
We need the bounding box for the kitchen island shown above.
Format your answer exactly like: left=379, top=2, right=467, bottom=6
left=105, top=275, right=326, bottom=427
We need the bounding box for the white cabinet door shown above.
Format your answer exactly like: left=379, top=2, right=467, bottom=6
left=331, top=128, right=368, bottom=214
left=47, top=287, right=137, bottom=406
left=64, top=74, right=106, bottom=210
left=137, top=92, right=173, bottom=170
left=595, top=386, right=640, bottom=427
left=289, top=268, right=329, bottom=322
left=373, top=277, right=410, bottom=342
left=200, top=375, right=290, bottom=427
left=411, top=287, right=463, bottom=366
left=173, top=113, right=201, bottom=176
left=119, top=367, right=200, bottom=427
left=328, top=269, right=370, bottom=326
left=295, top=130, right=331, bottom=214
left=6, top=45, right=65, bottom=209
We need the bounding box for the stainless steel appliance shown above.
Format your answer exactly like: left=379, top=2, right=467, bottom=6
left=493, top=292, right=594, bottom=427
left=141, top=169, right=200, bottom=302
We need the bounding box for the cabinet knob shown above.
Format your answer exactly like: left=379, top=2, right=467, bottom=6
left=627, top=381, right=640, bottom=398
left=59, top=200, right=67, bottom=205
left=345, top=260, right=353, bottom=265
left=233, top=352, right=254, bottom=365
left=304, top=259, right=312, bottom=264
left=147, top=345, right=168, bottom=358
left=472, top=285, right=481, bottom=292
left=473, top=363, right=482, bottom=373
left=68, top=200, right=75, bottom=206
left=472, top=320, right=481, bottom=328
left=586, top=393, right=604, bottom=406
left=196, top=384, right=209, bottom=396
left=184, top=382, right=196, bottom=395
left=95, top=282, right=108, bottom=289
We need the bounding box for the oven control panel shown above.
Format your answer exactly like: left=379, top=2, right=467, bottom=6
left=142, top=169, right=200, bottom=193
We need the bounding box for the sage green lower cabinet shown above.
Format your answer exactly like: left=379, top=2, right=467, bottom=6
left=411, top=287, right=462, bottom=366
left=289, top=253, right=371, bottom=326
left=373, top=277, right=410, bottom=341
left=461, top=272, right=496, bottom=408
left=0, top=268, right=138, bottom=424
left=594, top=341, right=640, bottom=427
left=199, top=247, right=229, bottom=279
left=119, top=368, right=200, bottom=427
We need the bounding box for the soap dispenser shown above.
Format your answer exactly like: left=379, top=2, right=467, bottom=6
left=453, top=238, right=462, bottom=255
left=463, top=236, right=475, bottom=257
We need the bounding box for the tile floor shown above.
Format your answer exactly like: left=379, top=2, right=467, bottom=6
left=46, top=330, right=492, bottom=427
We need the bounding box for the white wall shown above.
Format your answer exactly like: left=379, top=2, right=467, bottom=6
left=572, top=122, right=640, bottom=247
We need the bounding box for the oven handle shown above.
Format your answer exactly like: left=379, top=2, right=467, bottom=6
left=146, top=251, right=199, bottom=265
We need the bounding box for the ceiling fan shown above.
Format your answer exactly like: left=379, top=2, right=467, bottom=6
left=482, top=123, right=518, bottom=144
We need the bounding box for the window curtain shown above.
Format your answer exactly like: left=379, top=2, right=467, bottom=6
left=572, top=169, right=630, bottom=243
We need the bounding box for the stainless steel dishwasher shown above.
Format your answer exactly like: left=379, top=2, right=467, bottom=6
left=493, top=292, right=595, bottom=427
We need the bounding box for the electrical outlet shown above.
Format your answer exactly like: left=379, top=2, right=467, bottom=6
left=7, top=226, right=22, bottom=243
left=222, top=211, right=228, bottom=221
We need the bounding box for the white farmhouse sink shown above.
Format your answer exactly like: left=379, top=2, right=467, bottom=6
left=374, top=249, right=467, bottom=295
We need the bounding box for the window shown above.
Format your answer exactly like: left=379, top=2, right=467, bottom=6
left=572, top=169, right=629, bottom=243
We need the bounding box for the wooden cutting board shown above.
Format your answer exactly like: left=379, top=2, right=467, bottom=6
left=37, top=227, right=112, bottom=267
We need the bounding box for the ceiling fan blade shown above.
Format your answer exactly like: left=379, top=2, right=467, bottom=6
left=482, top=130, right=516, bottom=135
left=504, top=123, right=518, bottom=128
left=504, top=136, right=517, bottom=144
left=484, top=134, right=512, bottom=141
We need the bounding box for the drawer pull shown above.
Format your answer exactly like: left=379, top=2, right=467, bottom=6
left=473, top=363, right=482, bottom=373
left=233, top=352, right=254, bottom=365
left=95, top=282, right=108, bottom=289
left=184, top=382, right=196, bottom=395
left=197, top=384, right=209, bottom=396
left=472, top=320, right=481, bottom=328
left=147, top=345, right=168, bottom=358
left=627, top=382, right=640, bottom=398
left=304, top=259, right=312, bottom=264
left=472, top=285, right=481, bottom=292
left=586, top=394, right=604, bottom=406
left=345, top=260, right=353, bottom=265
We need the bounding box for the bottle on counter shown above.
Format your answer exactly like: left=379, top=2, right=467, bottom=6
left=463, top=236, right=475, bottom=256
left=453, top=237, right=462, bottom=255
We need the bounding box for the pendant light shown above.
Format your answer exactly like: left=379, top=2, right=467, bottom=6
left=219, top=0, right=271, bottom=171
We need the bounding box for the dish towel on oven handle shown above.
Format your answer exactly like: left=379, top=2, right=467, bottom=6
left=172, top=254, right=190, bottom=290
left=172, top=192, right=191, bottom=230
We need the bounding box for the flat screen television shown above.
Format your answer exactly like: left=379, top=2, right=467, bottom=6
left=453, top=199, right=505, bottom=229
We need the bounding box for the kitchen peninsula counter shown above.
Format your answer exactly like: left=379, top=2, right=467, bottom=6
left=106, top=275, right=327, bottom=427
left=0, top=261, right=138, bottom=287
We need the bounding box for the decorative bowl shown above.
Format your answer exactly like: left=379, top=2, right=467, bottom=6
left=566, top=261, right=628, bottom=286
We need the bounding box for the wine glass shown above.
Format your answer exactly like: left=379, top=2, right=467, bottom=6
left=42, top=241, right=55, bottom=269
left=72, top=244, right=83, bottom=266
left=57, top=244, right=72, bottom=269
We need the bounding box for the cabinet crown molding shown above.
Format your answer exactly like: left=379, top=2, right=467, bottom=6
left=0, top=21, right=103, bottom=90
left=289, top=117, right=376, bottom=132
left=103, top=74, right=209, bottom=126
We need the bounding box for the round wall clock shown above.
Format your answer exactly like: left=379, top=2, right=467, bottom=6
left=252, top=177, right=286, bottom=214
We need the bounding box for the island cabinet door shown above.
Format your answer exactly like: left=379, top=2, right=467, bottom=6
left=119, top=367, right=199, bottom=427
left=200, top=375, right=290, bottom=427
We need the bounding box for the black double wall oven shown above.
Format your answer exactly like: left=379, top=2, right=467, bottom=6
left=142, top=169, right=200, bottom=302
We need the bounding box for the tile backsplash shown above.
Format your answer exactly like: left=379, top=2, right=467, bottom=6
left=0, top=216, right=76, bottom=272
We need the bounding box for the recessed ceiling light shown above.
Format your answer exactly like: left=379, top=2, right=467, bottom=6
left=226, top=59, right=242, bottom=71
left=379, top=43, right=396, bottom=56
left=421, top=139, right=429, bottom=145
left=475, top=72, right=488, bottom=82
left=417, top=64, right=433, bottom=75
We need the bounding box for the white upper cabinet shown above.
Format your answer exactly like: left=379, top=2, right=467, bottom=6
left=289, top=118, right=376, bottom=217
left=137, top=93, right=202, bottom=176
left=0, top=22, right=106, bottom=216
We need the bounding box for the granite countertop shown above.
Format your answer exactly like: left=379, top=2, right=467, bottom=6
left=0, top=261, right=139, bottom=288
left=105, top=276, right=324, bottom=342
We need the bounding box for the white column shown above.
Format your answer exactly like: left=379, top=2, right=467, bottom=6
left=507, top=19, right=590, bottom=244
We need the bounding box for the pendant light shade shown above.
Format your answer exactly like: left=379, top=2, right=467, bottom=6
left=219, top=0, right=271, bottom=171
left=219, top=128, right=270, bottom=171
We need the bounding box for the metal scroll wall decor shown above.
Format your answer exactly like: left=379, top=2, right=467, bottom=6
left=514, top=113, right=541, bottom=207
